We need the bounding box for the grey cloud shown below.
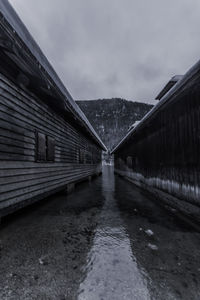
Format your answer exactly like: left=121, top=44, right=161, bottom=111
left=9, top=0, right=200, bottom=104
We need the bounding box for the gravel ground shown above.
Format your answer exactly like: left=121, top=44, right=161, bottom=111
left=116, top=176, right=200, bottom=300
left=0, top=180, right=104, bottom=300
left=0, top=166, right=200, bottom=299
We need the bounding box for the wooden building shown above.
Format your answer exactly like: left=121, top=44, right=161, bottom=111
left=111, top=60, right=200, bottom=222
left=0, top=1, right=106, bottom=217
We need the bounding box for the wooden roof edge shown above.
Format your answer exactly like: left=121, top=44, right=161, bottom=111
left=111, top=60, right=200, bottom=154
left=0, top=0, right=107, bottom=151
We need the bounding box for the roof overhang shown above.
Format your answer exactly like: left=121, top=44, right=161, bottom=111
left=0, top=0, right=107, bottom=151
left=111, top=62, right=200, bottom=154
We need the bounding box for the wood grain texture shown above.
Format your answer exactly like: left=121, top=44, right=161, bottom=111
left=113, top=78, right=200, bottom=205
left=0, top=73, right=102, bottom=214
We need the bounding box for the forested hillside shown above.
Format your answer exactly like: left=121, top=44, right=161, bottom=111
left=77, top=98, right=153, bottom=150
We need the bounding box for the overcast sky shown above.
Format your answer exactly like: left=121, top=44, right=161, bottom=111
left=9, top=0, right=200, bottom=104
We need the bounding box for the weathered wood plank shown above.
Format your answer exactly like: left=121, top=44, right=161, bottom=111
left=0, top=166, right=97, bottom=184
left=0, top=129, right=35, bottom=144
left=0, top=71, right=102, bottom=214
left=0, top=135, right=35, bottom=150
left=0, top=168, right=98, bottom=203
left=0, top=167, right=97, bottom=194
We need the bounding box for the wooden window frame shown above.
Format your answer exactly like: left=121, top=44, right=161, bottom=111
left=35, top=131, right=55, bottom=162
left=46, top=135, right=55, bottom=162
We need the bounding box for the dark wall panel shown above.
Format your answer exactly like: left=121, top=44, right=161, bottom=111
left=114, top=83, right=200, bottom=205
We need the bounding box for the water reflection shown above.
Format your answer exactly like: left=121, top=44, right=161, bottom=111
left=78, top=166, right=150, bottom=300
left=1, top=165, right=199, bottom=299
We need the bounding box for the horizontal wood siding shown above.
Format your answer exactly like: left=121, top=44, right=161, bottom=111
left=0, top=73, right=102, bottom=212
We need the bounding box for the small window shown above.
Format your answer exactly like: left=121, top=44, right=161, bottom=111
left=46, top=136, right=55, bottom=161
left=127, top=156, right=132, bottom=168
left=36, top=132, right=46, bottom=161
left=85, top=150, right=92, bottom=164
left=79, top=149, right=85, bottom=164
left=36, top=131, right=55, bottom=162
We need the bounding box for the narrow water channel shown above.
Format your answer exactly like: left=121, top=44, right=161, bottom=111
left=0, top=166, right=200, bottom=299
left=78, top=166, right=150, bottom=299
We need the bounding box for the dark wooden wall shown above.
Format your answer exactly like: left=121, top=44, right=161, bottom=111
left=114, top=80, right=200, bottom=206
left=0, top=73, right=102, bottom=215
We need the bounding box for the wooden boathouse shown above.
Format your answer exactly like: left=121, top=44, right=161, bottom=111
left=111, top=60, right=200, bottom=223
left=0, top=1, right=106, bottom=217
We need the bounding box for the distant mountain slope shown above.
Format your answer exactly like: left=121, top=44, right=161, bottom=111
left=76, top=98, right=153, bottom=150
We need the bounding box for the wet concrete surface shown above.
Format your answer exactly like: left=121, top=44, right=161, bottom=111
left=0, top=166, right=200, bottom=299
